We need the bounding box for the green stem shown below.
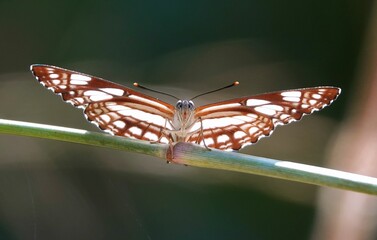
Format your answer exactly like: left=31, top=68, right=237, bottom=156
left=0, top=119, right=167, bottom=158
left=1, top=118, right=377, bottom=195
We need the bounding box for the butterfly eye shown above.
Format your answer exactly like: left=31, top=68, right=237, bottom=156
left=176, top=101, right=183, bottom=109
left=188, top=101, right=195, bottom=110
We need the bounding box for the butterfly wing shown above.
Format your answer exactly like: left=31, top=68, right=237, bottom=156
left=31, top=64, right=175, bottom=143
left=188, top=87, right=341, bottom=150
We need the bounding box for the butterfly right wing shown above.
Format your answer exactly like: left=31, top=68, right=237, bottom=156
left=188, top=87, right=341, bottom=150
left=31, top=64, right=175, bottom=143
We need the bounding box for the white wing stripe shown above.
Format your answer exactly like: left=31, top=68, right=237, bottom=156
left=144, top=132, right=158, bottom=141
left=89, top=94, right=113, bottom=101
left=106, top=105, right=131, bottom=111
left=281, top=91, right=301, bottom=97
left=200, top=103, right=241, bottom=112
left=118, top=109, right=166, bottom=126
left=71, top=74, right=91, bottom=81
left=129, top=126, right=142, bottom=136
left=246, top=99, right=270, bottom=106
left=254, top=106, right=276, bottom=116
left=201, top=117, right=244, bottom=129
left=113, top=120, right=126, bottom=129
left=282, top=96, right=300, bottom=102
left=265, top=104, right=284, bottom=111
left=70, top=80, right=88, bottom=85
left=128, top=95, right=171, bottom=111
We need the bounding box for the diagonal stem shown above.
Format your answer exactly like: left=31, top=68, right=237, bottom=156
left=1, top=118, right=377, bottom=195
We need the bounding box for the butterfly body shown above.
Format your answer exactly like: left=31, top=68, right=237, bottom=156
left=169, top=100, right=198, bottom=142
left=31, top=64, right=341, bottom=151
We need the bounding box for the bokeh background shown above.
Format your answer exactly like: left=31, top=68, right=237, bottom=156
left=0, top=1, right=376, bottom=239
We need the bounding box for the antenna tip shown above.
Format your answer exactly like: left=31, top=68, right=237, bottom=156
left=234, top=81, right=240, bottom=86
left=133, top=82, right=139, bottom=87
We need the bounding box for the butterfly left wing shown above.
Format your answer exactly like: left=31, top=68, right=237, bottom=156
left=31, top=64, right=175, bottom=143
left=188, top=87, right=341, bottom=150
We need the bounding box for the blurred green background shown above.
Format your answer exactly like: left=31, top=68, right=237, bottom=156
left=0, top=0, right=373, bottom=239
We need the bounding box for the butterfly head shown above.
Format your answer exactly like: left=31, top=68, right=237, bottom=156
left=175, top=100, right=195, bottom=124
left=176, top=100, right=195, bottom=111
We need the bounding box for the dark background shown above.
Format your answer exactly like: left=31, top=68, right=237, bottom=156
left=0, top=1, right=372, bottom=239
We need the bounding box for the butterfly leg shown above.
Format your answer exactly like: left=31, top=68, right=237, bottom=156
left=155, top=130, right=174, bottom=163
left=198, top=117, right=211, bottom=151
left=151, top=133, right=174, bottom=163
left=149, top=119, right=169, bottom=144
left=160, top=133, right=176, bottom=163
left=166, top=142, right=174, bottom=163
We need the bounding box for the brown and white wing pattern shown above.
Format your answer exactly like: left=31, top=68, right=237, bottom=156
left=31, top=64, right=175, bottom=143
left=188, top=87, right=341, bottom=150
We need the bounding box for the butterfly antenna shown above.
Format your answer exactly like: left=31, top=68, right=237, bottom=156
left=133, top=83, right=180, bottom=100
left=190, top=81, right=239, bottom=100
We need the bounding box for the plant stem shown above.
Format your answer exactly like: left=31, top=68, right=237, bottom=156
left=1, top=118, right=377, bottom=195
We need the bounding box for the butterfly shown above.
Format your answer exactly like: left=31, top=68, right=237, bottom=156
left=31, top=64, right=341, bottom=151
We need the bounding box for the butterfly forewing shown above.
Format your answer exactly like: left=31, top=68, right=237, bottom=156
left=31, top=65, right=175, bottom=143
left=190, top=87, right=341, bottom=150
